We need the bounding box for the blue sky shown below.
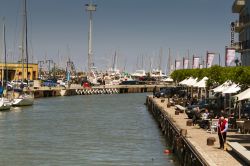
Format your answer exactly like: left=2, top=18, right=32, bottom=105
left=0, top=0, right=237, bottom=73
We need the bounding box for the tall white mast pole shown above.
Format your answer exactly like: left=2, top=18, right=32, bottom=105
left=85, top=1, right=96, bottom=75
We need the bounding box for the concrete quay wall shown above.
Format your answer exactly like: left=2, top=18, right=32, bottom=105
left=146, top=96, right=208, bottom=166
left=146, top=96, right=242, bottom=166
left=25, top=84, right=169, bottom=98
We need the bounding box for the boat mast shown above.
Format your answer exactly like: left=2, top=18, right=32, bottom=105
left=3, top=21, right=9, bottom=87
left=20, top=0, right=27, bottom=81
left=25, top=0, right=29, bottom=82
left=113, top=51, right=116, bottom=71
left=168, top=48, right=171, bottom=75
left=159, top=47, right=163, bottom=71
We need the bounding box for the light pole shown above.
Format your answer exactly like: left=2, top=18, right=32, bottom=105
left=85, top=1, right=97, bottom=75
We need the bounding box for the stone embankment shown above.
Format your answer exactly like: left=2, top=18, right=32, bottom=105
left=146, top=96, right=243, bottom=166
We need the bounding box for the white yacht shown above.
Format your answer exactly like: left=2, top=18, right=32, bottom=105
left=131, top=70, right=146, bottom=77
left=12, top=92, right=34, bottom=107
left=0, top=97, right=12, bottom=111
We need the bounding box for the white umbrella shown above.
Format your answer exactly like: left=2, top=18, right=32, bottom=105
left=235, top=88, right=250, bottom=101
left=179, top=77, right=192, bottom=85
left=212, top=81, right=231, bottom=93
left=185, top=77, right=198, bottom=87
left=222, top=84, right=241, bottom=94
left=193, top=77, right=208, bottom=88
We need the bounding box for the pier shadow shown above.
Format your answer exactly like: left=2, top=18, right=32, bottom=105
left=226, top=134, right=250, bottom=165
left=227, top=134, right=250, bottom=144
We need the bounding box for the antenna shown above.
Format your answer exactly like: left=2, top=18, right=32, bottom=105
left=85, top=1, right=97, bottom=74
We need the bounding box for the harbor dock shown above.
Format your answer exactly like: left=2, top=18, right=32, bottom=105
left=25, top=84, right=168, bottom=98
left=146, top=95, right=249, bottom=166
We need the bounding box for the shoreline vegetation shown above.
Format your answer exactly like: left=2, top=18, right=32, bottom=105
left=171, top=65, right=250, bottom=89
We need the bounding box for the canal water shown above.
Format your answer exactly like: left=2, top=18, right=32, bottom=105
left=0, top=93, right=177, bottom=166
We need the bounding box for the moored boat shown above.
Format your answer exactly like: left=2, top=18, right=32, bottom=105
left=12, top=93, right=34, bottom=106
left=0, top=97, right=12, bottom=111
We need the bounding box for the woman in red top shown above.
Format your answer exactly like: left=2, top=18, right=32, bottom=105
left=217, top=116, right=228, bottom=149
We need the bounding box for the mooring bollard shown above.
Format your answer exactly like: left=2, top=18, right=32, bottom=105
left=175, top=110, right=179, bottom=115
left=180, top=129, right=187, bottom=137
left=207, top=137, right=216, bottom=146
left=167, top=103, right=171, bottom=108
left=186, top=119, right=193, bottom=126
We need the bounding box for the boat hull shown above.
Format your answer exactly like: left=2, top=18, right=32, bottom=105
left=12, top=96, right=34, bottom=106
left=0, top=99, right=12, bottom=111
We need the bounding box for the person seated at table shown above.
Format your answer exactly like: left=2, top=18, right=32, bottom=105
left=201, top=108, right=209, bottom=119
left=192, top=107, right=201, bottom=125
left=200, top=108, right=211, bottom=129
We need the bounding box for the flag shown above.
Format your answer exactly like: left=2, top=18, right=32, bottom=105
left=175, top=60, right=181, bottom=70
left=193, top=56, right=200, bottom=69
left=207, top=52, right=215, bottom=68
left=183, top=58, right=189, bottom=69
left=225, top=48, right=235, bottom=66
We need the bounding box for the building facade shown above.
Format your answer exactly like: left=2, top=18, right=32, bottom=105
left=232, top=0, right=250, bottom=65
left=0, top=63, right=38, bottom=81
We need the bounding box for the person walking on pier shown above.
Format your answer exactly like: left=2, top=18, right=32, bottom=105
left=153, top=86, right=157, bottom=97
left=217, top=116, right=228, bottom=150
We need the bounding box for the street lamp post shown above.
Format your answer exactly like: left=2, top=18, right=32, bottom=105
left=85, top=1, right=97, bottom=75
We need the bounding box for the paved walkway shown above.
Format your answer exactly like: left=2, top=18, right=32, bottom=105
left=152, top=96, right=245, bottom=166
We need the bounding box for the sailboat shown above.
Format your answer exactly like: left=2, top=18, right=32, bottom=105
left=0, top=22, right=12, bottom=111
left=12, top=0, right=34, bottom=107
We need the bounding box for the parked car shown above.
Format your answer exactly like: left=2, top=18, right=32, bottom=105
left=155, top=86, right=185, bottom=98
left=185, top=97, right=222, bottom=119
left=10, top=80, right=28, bottom=88
left=42, top=80, right=58, bottom=87
left=155, top=88, right=172, bottom=98
left=57, top=79, right=68, bottom=87
left=119, top=80, right=139, bottom=85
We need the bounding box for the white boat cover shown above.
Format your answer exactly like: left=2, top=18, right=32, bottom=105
left=164, top=77, right=173, bottom=82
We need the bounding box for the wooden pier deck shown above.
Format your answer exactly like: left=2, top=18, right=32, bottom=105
left=150, top=96, right=247, bottom=166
